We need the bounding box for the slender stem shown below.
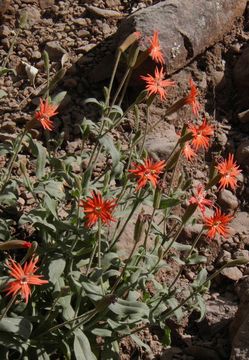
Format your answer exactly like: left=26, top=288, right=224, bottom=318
left=0, top=129, right=27, bottom=193
left=37, top=308, right=97, bottom=338
left=98, top=219, right=104, bottom=294
left=168, top=229, right=204, bottom=291
left=109, top=67, right=131, bottom=113
left=111, top=240, right=137, bottom=294
left=168, top=149, right=182, bottom=194
left=2, top=29, right=20, bottom=68
left=162, top=222, right=184, bottom=252
left=86, top=240, right=98, bottom=276
left=109, top=195, right=141, bottom=251
left=139, top=106, right=150, bottom=157
left=143, top=208, right=156, bottom=252
left=106, top=50, right=121, bottom=107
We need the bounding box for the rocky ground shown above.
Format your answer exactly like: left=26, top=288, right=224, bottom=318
left=0, top=0, right=249, bottom=359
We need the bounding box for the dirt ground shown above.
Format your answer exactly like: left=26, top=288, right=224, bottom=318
left=1, top=1, right=249, bottom=359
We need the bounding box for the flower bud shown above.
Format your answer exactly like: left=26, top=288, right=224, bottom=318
left=119, top=32, right=141, bottom=53
left=134, top=211, right=147, bottom=243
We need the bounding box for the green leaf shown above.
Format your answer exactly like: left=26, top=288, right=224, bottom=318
left=0, top=67, right=16, bottom=76
left=52, top=91, right=67, bottom=106
left=187, top=254, right=207, bottom=265
left=131, top=334, right=151, bottom=353
left=43, top=195, right=58, bottom=218
left=99, top=135, right=120, bottom=168
left=0, top=219, right=10, bottom=241
left=0, top=332, right=24, bottom=353
left=109, top=298, right=149, bottom=319
left=0, top=90, right=7, bottom=99
left=91, top=328, right=112, bottom=337
left=193, top=268, right=208, bottom=288
left=195, top=294, right=206, bottom=322
left=73, top=329, right=97, bottom=360
left=162, top=325, right=171, bottom=346
left=48, top=258, right=66, bottom=284
left=159, top=198, right=180, bottom=209
left=0, top=317, right=32, bottom=340
left=28, top=138, right=47, bottom=179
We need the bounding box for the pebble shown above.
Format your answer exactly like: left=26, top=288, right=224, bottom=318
left=220, top=267, right=243, bottom=281
left=218, top=189, right=239, bottom=210
left=45, top=41, right=67, bottom=61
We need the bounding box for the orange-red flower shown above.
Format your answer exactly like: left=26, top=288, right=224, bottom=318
left=182, top=141, right=197, bottom=161
left=216, top=153, right=241, bottom=191
left=129, top=158, right=166, bottom=190
left=188, top=118, right=214, bottom=150
left=184, top=79, right=201, bottom=117
left=4, top=257, right=48, bottom=304
left=203, top=208, right=233, bottom=239
left=79, top=191, right=117, bottom=228
left=35, top=98, right=58, bottom=131
left=148, top=31, right=165, bottom=65
left=141, top=67, right=175, bottom=101
left=189, top=184, right=213, bottom=213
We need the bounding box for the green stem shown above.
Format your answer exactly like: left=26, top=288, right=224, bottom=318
left=168, top=229, right=204, bottom=291
left=86, top=240, right=98, bottom=276
left=143, top=208, right=156, bottom=252
left=106, top=50, right=121, bottom=107
left=0, top=129, right=27, bottom=193
left=98, top=219, right=104, bottom=294
left=139, top=105, right=150, bottom=157
left=111, top=239, right=137, bottom=294
left=109, top=67, right=131, bottom=114
left=109, top=195, right=141, bottom=251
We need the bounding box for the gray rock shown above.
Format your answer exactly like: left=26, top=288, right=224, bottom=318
left=220, top=267, right=243, bottom=281
left=218, top=189, right=239, bottom=211
left=90, top=0, right=247, bottom=81
left=45, top=41, right=67, bottom=61
left=144, top=126, right=178, bottom=161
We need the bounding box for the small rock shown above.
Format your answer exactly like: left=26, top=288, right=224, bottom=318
left=22, top=6, right=41, bottom=27
left=233, top=250, right=249, bottom=261
left=0, top=0, right=11, bottom=16
left=73, top=18, right=88, bottom=26
left=80, top=43, right=96, bottom=53
left=86, top=5, right=123, bottom=18
left=144, top=126, right=178, bottom=161
left=238, top=109, right=249, bottom=124
left=39, top=0, right=54, bottom=9
left=32, top=50, right=41, bottom=59
left=45, top=41, right=67, bottom=61
left=0, top=25, right=10, bottom=37
left=221, top=267, right=243, bottom=281
left=78, top=29, right=90, bottom=38
left=218, top=189, right=239, bottom=210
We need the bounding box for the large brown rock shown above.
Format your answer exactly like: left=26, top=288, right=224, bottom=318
left=90, top=0, right=247, bottom=81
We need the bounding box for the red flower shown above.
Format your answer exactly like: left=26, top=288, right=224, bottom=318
left=189, top=184, right=213, bottom=213
left=188, top=117, right=214, bottom=150
left=182, top=141, right=197, bottom=161
left=141, top=67, right=175, bottom=101
left=79, top=191, right=117, bottom=228
left=216, top=153, right=242, bottom=191
left=4, top=257, right=48, bottom=304
left=184, top=79, right=201, bottom=117
left=129, top=158, right=166, bottom=190
left=203, top=208, right=233, bottom=239
left=35, top=98, right=58, bottom=131
left=23, top=242, right=32, bottom=248
left=148, top=31, right=165, bottom=65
